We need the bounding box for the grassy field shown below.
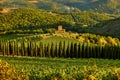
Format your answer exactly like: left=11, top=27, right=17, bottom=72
left=40, top=36, right=79, bottom=45
left=0, top=34, right=79, bottom=42
left=0, top=56, right=120, bottom=80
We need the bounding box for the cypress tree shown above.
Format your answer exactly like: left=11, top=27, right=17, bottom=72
left=0, top=40, right=2, bottom=51
left=93, top=45, right=98, bottom=58
left=47, top=44, right=51, bottom=57
left=92, top=46, right=94, bottom=58
left=0, top=41, right=2, bottom=55
left=89, top=45, right=92, bottom=58
left=27, top=41, right=33, bottom=57
left=39, top=42, right=42, bottom=57
left=94, top=46, right=97, bottom=58
left=99, top=46, right=102, bottom=58
left=116, top=46, right=120, bottom=59
left=115, top=46, right=118, bottom=59
left=32, top=42, right=35, bottom=56
left=30, top=41, right=34, bottom=57
left=16, top=43, right=19, bottom=56
left=111, top=46, right=114, bottom=59
left=74, top=43, right=78, bottom=58
left=63, top=41, right=66, bottom=58
left=78, top=43, right=81, bottom=58
left=109, top=46, right=112, bottom=59
left=58, top=41, right=63, bottom=57
left=14, top=41, right=18, bottom=56
left=7, top=42, right=10, bottom=56
left=51, top=42, right=55, bottom=57
left=66, top=43, right=70, bottom=58
left=34, top=42, right=38, bottom=57
left=118, top=46, right=120, bottom=59
left=4, top=42, right=7, bottom=56
left=94, top=46, right=98, bottom=58
left=27, top=42, right=31, bottom=56
left=86, top=44, right=90, bottom=58
left=108, top=45, right=112, bottom=59
left=9, top=41, right=12, bottom=55
left=21, top=41, right=25, bottom=56
left=41, top=42, right=45, bottom=57
left=70, top=42, right=74, bottom=58
left=44, top=44, right=47, bottom=57
left=37, top=46, right=40, bottom=57
left=96, top=45, right=100, bottom=58
left=101, top=46, right=104, bottom=59
left=113, top=46, right=117, bottom=59
left=14, top=41, right=16, bottom=56
left=104, top=46, right=107, bottom=59
left=82, top=43, right=85, bottom=58
left=12, top=41, right=15, bottom=56
left=106, top=45, right=110, bottom=59
left=54, top=43, right=58, bottom=57
left=6, top=42, right=7, bottom=55
left=3, top=43, right=5, bottom=56
left=112, top=46, right=115, bottom=59
left=107, top=45, right=110, bottom=59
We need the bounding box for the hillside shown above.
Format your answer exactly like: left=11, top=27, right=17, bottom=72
left=92, top=18, right=120, bottom=37
left=0, top=8, right=73, bottom=31
left=0, top=0, right=120, bottom=14
left=0, top=8, right=113, bottom=33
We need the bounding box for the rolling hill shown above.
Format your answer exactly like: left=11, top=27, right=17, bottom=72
left=0, top=8, right=113, bottom=32
left=93, top=18, right=120, bottom=37
left=1, top=0, right=120, bottom=37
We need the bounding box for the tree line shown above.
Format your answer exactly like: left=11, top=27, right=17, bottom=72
left=0, top=40, right=120, bottom=59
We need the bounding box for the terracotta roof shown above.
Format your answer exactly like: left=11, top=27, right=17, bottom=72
left=0, top=8, right=17, bottom=13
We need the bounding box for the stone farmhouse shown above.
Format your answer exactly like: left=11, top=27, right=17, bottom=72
left=55, top=25, right=66, bottom=34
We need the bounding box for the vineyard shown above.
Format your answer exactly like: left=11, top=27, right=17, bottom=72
left=0, top=34, right=120, bottom=80
left=1, top=0, right=120, bottom=80
left=1, top=56, right=120, bottom=80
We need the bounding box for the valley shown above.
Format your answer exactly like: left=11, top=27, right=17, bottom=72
left=0, top=0, right=120, bottom=80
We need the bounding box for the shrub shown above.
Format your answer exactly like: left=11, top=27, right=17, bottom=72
left=0, top=60, right=29, bottom=80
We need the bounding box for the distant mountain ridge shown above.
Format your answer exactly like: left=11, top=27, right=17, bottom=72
left=0, top=0, right=120, bottom=14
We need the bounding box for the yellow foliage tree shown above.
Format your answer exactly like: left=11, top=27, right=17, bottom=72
left=0, top=60, right=29, bottom=80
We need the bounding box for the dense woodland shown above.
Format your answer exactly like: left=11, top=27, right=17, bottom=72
left=0, top=8, right=114, bottom=34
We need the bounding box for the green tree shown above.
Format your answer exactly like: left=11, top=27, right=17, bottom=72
left=70, top=42, right=74, bottom=58
left=21, top=41, right=26, bottom=56
left=51, top=43, right=55, bottom=57
left=63, top=41, right=66, bottom=58
left=74, top=43, right=78, bottom=58
left=54, top=43, right=58, bottom=57
left=46, top=44, right=51, bottom=57
left=66, top=43, right=70, bottom=58
left=58, top=41, right=63, bottom=57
